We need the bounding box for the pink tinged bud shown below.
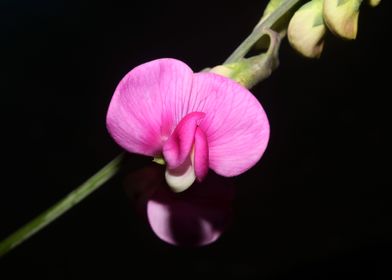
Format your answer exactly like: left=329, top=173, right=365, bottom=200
left=323, top=0, right=361, bottom=40
left=288, top=0, right=326, bottom=58
left=106, top=58, right=270, bottom=191
left=124, top=166, right=235, bottom=246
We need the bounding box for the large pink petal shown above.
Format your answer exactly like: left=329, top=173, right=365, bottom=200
left=106, top=59, right=193, bottom=156
left=190, top=72, right=270, bottom=176
left=163, top=112, right=205, bottom=169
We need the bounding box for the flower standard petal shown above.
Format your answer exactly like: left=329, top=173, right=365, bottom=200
left=190, top=72, right=270, bottom=177
left=106, top=58, right=194, bottom=157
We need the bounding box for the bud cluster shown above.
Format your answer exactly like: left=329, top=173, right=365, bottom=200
left=286, top=0, right=381, bottom=58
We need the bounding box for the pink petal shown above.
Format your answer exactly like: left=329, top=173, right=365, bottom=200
left=162, top=112, right=205, bottom=169
left=189, top=72, right=270, bottom=176
left=106, top=59, right=193, bottom=156
left=146, top=171, right=235, bottom=246
left=194, top=127, right=209, bottom=181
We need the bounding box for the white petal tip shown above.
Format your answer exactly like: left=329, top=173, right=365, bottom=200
left=165, top=164, right=196, bottom=193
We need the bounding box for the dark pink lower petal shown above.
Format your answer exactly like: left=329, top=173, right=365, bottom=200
left=163, top=112, right=205, bottom=169
left=194, top=127, right=209, bottom=181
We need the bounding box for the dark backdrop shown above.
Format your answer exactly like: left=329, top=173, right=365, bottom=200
left=1, top=1, right=390, bottom=279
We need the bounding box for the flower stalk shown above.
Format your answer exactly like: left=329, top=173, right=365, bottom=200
left=0, top=154, right=124, bottom=257
left=224, top=0, right=301, bottom=64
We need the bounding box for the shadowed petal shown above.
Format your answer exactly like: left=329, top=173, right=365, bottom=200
left=190, top=72, right=270, bottom=177
left=106, top=59, right=193, bottom=156
left=146, top=172, right=235, bottom=246
left=124, top=165, right=234, bottom=247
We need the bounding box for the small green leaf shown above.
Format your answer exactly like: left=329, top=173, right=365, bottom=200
left=153, top=156, right=166, bottom=165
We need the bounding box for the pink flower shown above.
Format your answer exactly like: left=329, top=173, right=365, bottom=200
left=107, top=58, right=270, bottom=192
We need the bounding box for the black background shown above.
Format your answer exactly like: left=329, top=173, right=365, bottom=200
left=1, top=0, right=391, bottom=279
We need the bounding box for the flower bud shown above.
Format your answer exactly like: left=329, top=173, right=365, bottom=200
left=368, top=0, right=381, bottom=7
left=288, top=0, right=326, bottom=58
left=323, top=0, right=361, bottom=40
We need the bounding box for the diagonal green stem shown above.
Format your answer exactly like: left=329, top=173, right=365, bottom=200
left=224, top=0, right=301, bottom=64
left=0, top=154, right=124, bottom=257
left=0, top=0, right=300, bottom=259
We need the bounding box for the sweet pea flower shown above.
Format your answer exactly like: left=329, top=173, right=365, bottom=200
left=107, top=58, right=269, bottom=192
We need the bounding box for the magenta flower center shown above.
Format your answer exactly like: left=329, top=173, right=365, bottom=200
left=162, top=112, right=209, bottom=192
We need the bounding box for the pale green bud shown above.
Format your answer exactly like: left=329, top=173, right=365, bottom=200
left=323, top=0, right=361, bottom=40
left=368, top=0, right=381, bottom=7
left=288, top=0, right=326, bottom=58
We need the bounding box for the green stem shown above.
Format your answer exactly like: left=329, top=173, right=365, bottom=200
left=0, top=154, right=124, bottom=257
left=0, top=0, right=301, bottom=258
left=224, top=0, right=301, bottom=64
